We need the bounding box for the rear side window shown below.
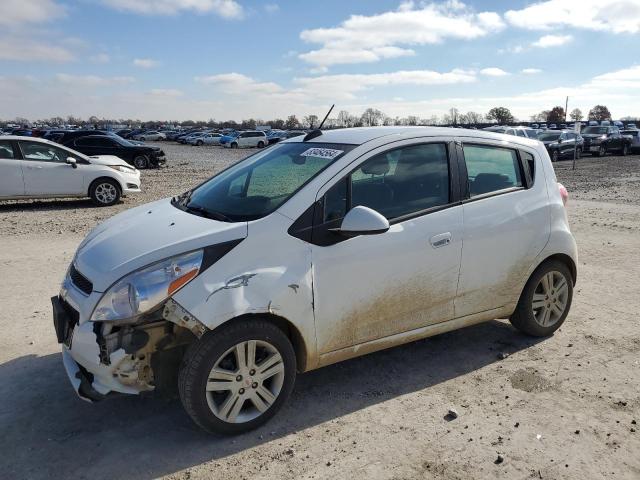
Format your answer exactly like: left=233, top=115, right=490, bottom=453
left=0, top=141, right=15, bottom=159
left=463, top=145, right=523, bottom=197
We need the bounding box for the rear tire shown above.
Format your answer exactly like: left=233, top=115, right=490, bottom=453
left=179, top=319, right=296, bottom=435
left=197, top=140, right=203, bottom=146
left=621, top=144, right=629, bottom=156
left=576, top=147, right=582, bottom=158
left=551, top=150, right=559, bottom=162
left=231, top=142, right=238, bottom=149
left=89, top=178, right=121, bottom=207
left=510, top=260, right=573, bottom=337
left=257, top=141, right=265, bottom=148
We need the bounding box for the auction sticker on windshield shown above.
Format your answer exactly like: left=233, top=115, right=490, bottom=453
left=299, top=147, right=344, bottom=159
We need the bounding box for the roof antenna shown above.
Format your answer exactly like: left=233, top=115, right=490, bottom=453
left=304, top=104, right=335, bottom=141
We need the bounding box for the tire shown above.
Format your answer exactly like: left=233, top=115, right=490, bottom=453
left=509, top=260, right=573, bottom=337
left=231, top=142, right=238, bottom=149
left=596, top=145, right=607, bottom=157
left=89, top=178, right=121, bottom=207
left=551, top=150, right=559, bottom=162
left=621, top=144, right=629, bottom=156
left=197, top=140, right=203, bottom=146
left=576, top=147, right=582, bottom=158
left=133, top=155, right=149, bottom=169
left=179, top=319, right=297, bottom=435
left=257, top=141, right=265, bottom=148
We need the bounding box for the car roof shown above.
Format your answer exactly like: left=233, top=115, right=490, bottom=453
left=0, top=135, right=61, bottom=145
left=285, top=126, right=541, bottom=147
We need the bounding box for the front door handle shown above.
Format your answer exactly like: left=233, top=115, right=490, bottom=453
left=430, top=232, right=452, bottom=248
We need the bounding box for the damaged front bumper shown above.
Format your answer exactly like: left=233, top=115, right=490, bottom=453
left=52, top=293, right=202, bottom=402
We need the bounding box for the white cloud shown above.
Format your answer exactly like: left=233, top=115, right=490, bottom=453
left=133, top=58, right=161, bottom=68
left=0, top=37, right=74, bottom=62
left=0, top=0, right=65, bottom=27
left=89, top=53, right=110, bottom=64
left=149, top=88, right=184, bottom=97
left=195, top=73, right=285, bottom=95
left=505, top=0, right=640, bottom=33
left=299, top=1, right=504, bottom=67
left=55, top=74, right=135, bottom=87
left=521, top=68, right=542, bottom=74
left=101, top=0, right=244, bottom=19
left=532, top=34, right=573, bottom=48
left=480, top=67, right=510, bottom=77
left=264, top=3, right=279, bottom=13
left=587, top=65, right=640, bottom=89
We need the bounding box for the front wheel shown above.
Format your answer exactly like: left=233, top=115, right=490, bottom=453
left=231, top=142, right=238, bottom=149
left=597, top=145, right=607, bottom=157
left=621, top=144, right=629, bottom=156
left=551, top=150, right=559, bottom=162
left=510, top=260, right=573, bottom=337
left=179, top=319, right=296, bottom=434
left=89, top=178, right=121, bottom=207
left=576, top=147, right=582, bottom=158
left=133, top=155, right=149, bottom=169
left=257, top=141, right=265, bottom=148
left=197, top=140, right=203, bottom=146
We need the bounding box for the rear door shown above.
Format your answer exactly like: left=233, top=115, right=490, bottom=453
left=0, top=140, right=25, bottom=197
left=309, top=140, right=464, bottom=355
left=455, top=142, right=550, bottom=317
left=19, top=141, right=86, bottom=196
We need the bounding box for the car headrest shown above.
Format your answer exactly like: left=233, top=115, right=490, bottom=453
left=360, top=156, right=390, bottom=176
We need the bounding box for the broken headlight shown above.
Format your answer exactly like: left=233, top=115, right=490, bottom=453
left=90, top=250, right=203, bottom=323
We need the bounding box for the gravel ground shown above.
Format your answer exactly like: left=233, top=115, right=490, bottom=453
left=0, top=143, right=639, bottom=480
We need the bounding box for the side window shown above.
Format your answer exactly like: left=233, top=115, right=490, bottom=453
left=19, top=142, right=69, bottom=163
left=516, top=130, right=526, bottom=137
left=0, top=141, right=15, bottom=159
left=521, top=151, right=535, bottom=186
left=346, top=143, right=450, bottom=221
left=463, top=145, right=523, bottom=197
left=323, top=177, right=348, bottom=222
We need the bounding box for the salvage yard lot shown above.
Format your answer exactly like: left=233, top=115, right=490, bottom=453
left=0, top=144, right=639, bottom=480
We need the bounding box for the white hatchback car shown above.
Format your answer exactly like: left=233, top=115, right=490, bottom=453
left=0, top=136, right=141, bottom=206
left=52, top=127, right=576, bottom=434
left=224, top=130, right=268, bottom=149
left=188, top=132, right=223, bottom=146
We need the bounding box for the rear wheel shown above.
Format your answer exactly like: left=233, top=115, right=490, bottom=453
left=621, top=144, right=629, bottom=156
left=576, top=147, right=582, bottom=158
left=551, top=150, right=559, bottom=162
left=179, top=319, right=296, bottom=434
left=197, top=140, right=203, bottom=146
left=231, top=142, right=238, bottom=149
left=257, top=141, right=265, bottom=148
left=133, top=155, right=149, bottom=169
left=89, top=178, right=121, bottom=207
left=510, top=260, right=573, bottom=337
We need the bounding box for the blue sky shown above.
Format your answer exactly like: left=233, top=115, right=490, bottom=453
left=1, top=0, right=640, bottom=121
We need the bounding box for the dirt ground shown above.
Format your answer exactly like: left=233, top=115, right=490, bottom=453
left=0, top=144, right=638, bottom=480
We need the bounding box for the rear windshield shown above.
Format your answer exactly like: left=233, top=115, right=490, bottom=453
left=538, top=132, right=561, bottom=141
left=582, top=127, right=607, bottom=134
left=173, top=142, right=356, bottom=221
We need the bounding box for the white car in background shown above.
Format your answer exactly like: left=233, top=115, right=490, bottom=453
left=134, top=131, right=166, bottom=141
left=188, top=132, right=223, bottom=146
left=224, top=130, right=268, bottom=149
left=0, top=136, right=141, bottom=206
left=53, top=127, right=577, bottom=434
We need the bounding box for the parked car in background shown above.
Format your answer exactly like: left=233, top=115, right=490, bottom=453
left=67, top=134, right=166, bottom=169
left=621, top=130, right=640, bottom=152
left=625, top=123, right=637, bottom=130
left=549, top=123, right=558, bottom=130
left=539, top=123, right=548, bottom=130
left=0, top=136, right=140, bottom=206
left=224, top=130, right=268, bottom=148
left=133, top=131, right=166, bottom=141
left=613, top=121, right=624, bottom=129
left=530, top=123, right=539, bottom=129
left=219, top=132, right=239, bottom=146
left=115, top=129, right=133, bottom=138
left=581, top=126, right=632, bottom=156
left=189, top=133, right=223, bottom=146
left=483, top=126, right=538, bottom=139
left=538, top=130, right=584, bottom=161
left=52, top=126, right=576, bottom=434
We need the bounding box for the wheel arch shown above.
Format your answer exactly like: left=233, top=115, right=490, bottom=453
left=88, top=175, right=123, bottom=197
left=535, top=253, right=577, bottom=286
left=206, top=312, right=309, bottom=372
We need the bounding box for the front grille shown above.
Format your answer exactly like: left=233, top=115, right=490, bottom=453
left=70, top=264, right=93, bottom=295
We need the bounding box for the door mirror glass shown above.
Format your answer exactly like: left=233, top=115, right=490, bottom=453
left=66, top=157, right=78, bottom=168
left=336, top=206, right=389, bottom=237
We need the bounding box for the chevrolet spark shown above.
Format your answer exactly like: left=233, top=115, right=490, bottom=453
left=52, top=127, right=577, bottom=434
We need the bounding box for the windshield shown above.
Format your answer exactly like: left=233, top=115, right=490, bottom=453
left=538, top=132, right=561, bottom=141
left=108, top=134, right=135, bottom=147
left=173, top=142, right=356, bottom=221
left=582, top=127, right=607, bottom=135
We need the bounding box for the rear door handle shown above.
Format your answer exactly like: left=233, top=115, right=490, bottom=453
left=430, top=232, right=452, bottom=248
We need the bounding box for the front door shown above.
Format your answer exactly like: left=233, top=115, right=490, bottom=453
left=18, top=141, right=85, bottom=196
left=0, top=140, right=25, bottom=197
left=311, top=141, right=463, bottom=355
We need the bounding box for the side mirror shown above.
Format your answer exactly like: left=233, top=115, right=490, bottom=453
left=66, top=157, right=77, bottom=169
left=333, top=206, right=389, bottom=237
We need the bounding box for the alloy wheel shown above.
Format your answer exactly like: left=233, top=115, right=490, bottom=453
left=205, top=340, right=285, bottom=423
left=94, top=182, right=118, bottom=204
left=531, top=271, right=569, bottom=328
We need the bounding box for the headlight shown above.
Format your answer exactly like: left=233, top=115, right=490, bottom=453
left=108, top=165, right=136, bottom=173
left=91, top=250, right=203, bottom=323
left=599, top=135, right=607, bottom=140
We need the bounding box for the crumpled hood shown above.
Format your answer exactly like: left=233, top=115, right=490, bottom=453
left=74, top=198, right=248, bottom=292
left=88, top=155, right=132, bottom=167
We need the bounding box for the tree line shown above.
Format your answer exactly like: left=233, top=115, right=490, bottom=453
left=4, top=105, right=637, bottom=130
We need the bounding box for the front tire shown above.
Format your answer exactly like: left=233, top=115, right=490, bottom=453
left=551, top=150, right=559, bottom=162
left=510, top=260, right=573, bottom=337
left=576, top=147, right=582, bottom=158
left=89, top=178, right=121, bottom=207
left=179, top=319, right=296, bottom=435
left=596, top=145, right=607, bottom=157
left=231, top=142, right=238, bottom=149
left=197, top=140, right=203, bottom=146
left=621, top=144, right=629, bottom=156
left=257, top=141, right=265, bottom=148
left=133, top=155, right=149, bottom=169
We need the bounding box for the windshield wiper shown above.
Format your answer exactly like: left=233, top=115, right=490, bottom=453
left=185, top=204, right=233, bottom=222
